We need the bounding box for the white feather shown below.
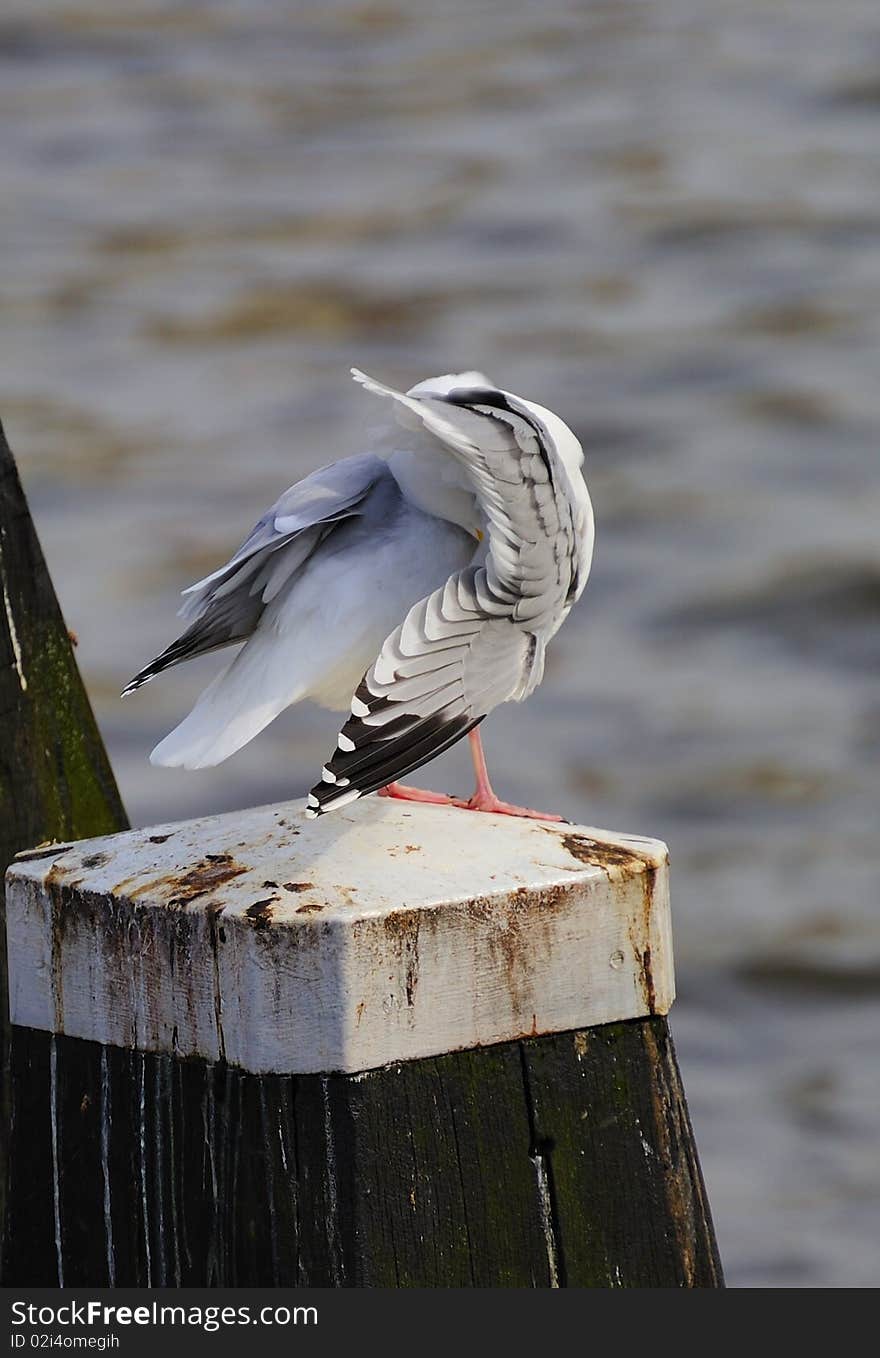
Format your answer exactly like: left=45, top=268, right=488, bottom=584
left=135, top=366, right=593, bottom=803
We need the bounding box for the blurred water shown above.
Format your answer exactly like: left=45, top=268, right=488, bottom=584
left=2, top=0, right=879, bottom=1287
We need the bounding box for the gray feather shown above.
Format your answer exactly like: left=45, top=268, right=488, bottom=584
left=124, top=452, right=388, bottom=694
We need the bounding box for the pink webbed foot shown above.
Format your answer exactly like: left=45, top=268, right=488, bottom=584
left=378, top=781, right=454, bottom=806
left=454, top=729, right=566, bottom=821
left=450, top=791, right=565, bottom=822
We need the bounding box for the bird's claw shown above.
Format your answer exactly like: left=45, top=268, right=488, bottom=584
left=450, top=794, right=565, bottom=822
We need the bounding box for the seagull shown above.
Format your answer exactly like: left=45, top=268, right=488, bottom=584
left=124, top=368, right=594, bottom=820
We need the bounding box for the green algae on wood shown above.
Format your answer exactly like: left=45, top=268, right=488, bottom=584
left=0, top=424, right=127, bottom=856
left=0, top=417, right=128, bottom=1276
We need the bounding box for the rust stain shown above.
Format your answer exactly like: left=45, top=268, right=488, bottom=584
left=148, top=834, right=172, bottom=844
left=382, top=909, right=421, bottom=1008
left=283, top=881, right=315, bottom=893
left=245, top=898, right=277, bottom=929
left=629, top=866, right=659, bottom=1014
left=473, top=878, right=586, bottom=1026
left=640, top=944, right=657, bottom=1014
left=355, top=999, right=366, bottom=1027
left=548, top=830, right=666, bottom=1016
left=556, top=831, right=659, bottom=876
left=644, top=866, right=657, bottom=991
left=262, top=879, right=279, bottom=889
left=295, top=901, right=323, bottom=914
left=490, top=915, right=528, bottom=1018
left=403, top=844, right=421, bottom=854
left=512, top=881, right=573, bottom=912
left=80, top=1094, right=90, bottom=1116
left=478, top=889, right=540, bottom=1023
left=105, top=873, right=138, bottom=897
left=143, top=852, right=248, bottom=908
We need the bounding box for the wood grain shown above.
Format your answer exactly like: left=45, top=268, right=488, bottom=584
left=4, top=1020, right=723, bottom=1288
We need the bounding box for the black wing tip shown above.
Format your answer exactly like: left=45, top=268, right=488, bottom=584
left=121, top=668, right=156, bottom=697
left=121, top=624, right=217, bottom=697
left=441, top=385, right=509, bottom=409
left=304, top=785, right=362, bottom=819
left=122, top=645, right=181, bottom=694
left=306, top=712, right=483, bottom=819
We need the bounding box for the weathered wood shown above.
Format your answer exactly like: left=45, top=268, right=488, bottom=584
left=0, top=418, right=128, bottom=882
left=521, top=1020, right=722, bottom=1286
left=5, top=800, right=673, bottom=1071
left=4, top=796, right=721, bottom=1286
left=0, top=419, right=128, bottom=1276
left=4, top=1019, right=722, bottom=1287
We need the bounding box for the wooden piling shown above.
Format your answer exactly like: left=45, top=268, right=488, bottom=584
left=0, top=419, right=128, bottom=1275
left=4, top=798, right=723, bottom=1287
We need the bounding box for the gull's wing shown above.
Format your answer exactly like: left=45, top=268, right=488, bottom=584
left=306, top=371, right=594, bottom=816
left=306, top=565, right=536, bottom=815
left=124, top=452, right=386, bottom=694
left=352, top=368, right=594, bottom=625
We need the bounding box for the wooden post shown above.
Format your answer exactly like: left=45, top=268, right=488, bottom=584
left=4, top=799, right=723, bottom=1287
left=0, top=419, right=128, bottom=1274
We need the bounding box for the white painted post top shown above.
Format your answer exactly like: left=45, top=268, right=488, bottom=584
left=5, top=799, right=673, bottom=1075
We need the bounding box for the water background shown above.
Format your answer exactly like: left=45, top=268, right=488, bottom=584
left=2, top=0, right=879, bottom=1286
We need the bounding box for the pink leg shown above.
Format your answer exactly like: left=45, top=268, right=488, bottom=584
left=379, top=781, right=453, bottom=806
left=451, top=730, right=564, bottom=822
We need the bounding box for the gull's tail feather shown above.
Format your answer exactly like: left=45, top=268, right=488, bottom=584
left=150, top=635, right=305, bottom=770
